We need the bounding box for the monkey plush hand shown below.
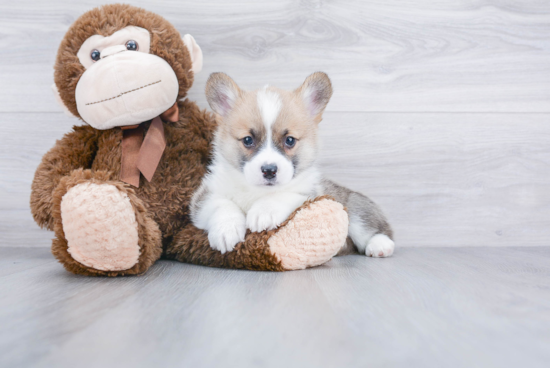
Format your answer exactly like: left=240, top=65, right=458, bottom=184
left=30, top=4, right=348, bottom=276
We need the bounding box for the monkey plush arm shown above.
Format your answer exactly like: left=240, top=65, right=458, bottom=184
left=30, top=125, right=99, bottom=230
left=167, top=196, right=349, bottom=271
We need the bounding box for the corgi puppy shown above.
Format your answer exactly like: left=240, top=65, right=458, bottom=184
left=190, top=72, right=394, bottom=258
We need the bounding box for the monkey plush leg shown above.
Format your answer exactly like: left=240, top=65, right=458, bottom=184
left=166, top=196, right=349, bottom=271
left=50, top=169, right=162, bottom=276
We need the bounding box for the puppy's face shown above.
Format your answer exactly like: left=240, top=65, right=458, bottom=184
left=206, top=72, right=332, bottom=187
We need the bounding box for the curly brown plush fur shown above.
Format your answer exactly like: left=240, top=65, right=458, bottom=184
left=30, top=4, right=347, bottom=276
left=31, top=97, right=226, bottom=276
left=166, top=195, right=339, bottom=271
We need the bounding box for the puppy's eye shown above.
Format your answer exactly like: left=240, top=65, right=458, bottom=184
left=90, top=49, right=101, bottom=61
left=125, top=40, right=138, bottom=51
left=242, top=136, right=254, bottom=148
left=285, top=136, right=296, bottom=148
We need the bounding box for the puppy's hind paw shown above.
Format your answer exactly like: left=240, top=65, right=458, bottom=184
left=366, top=234, right=395, bottom=258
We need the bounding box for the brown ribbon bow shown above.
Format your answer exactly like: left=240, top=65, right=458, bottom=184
left=120, top=103, right=179, bottom=187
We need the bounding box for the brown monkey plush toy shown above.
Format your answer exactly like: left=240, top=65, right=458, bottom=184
left=30, top=4, right=348, bottom=276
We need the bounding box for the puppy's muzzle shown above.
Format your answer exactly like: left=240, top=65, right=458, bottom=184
left=261, top=164, right=277, bottom=180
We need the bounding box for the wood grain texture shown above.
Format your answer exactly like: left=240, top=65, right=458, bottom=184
left=0, top=1, right=549, bottom=248
left=2, top=112, right=549, bottom=248
left=0, top=0, right=549, bottom=113
left=0, top=247, right=549, bottom=368
left=319, top=112, right=550, bottom=247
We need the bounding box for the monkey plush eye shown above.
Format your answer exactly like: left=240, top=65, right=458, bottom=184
left=90, top=49, right=101, bottom=61
left=285, top=136, right=296, bottom=148
left=242, top=136, right=254, bottom=148
left=125, top=40, right=138, bottom=51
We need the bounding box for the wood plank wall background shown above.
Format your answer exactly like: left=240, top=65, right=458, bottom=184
left=0, top=0, right=549, bottom=248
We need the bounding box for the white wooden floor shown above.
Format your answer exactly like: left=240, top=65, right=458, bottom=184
left=1, top=247, right=549, bottom=368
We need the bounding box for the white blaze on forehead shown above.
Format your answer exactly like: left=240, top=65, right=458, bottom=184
left=241, top=87, right=294, bottom=187
left=257, top=86, right=281, bottom=130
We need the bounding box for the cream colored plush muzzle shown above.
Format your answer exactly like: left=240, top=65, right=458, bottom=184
left=75, top=48, right=179, bottom=130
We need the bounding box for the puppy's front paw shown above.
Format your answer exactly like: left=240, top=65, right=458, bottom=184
left=246, top=203, right=291, bottom=233
left=366, top=234, right=395, bottom=258
left=208, top=216, right=246, bottom=254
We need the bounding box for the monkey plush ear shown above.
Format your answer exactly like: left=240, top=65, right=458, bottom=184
left=51, top=84, right=76, bottom=117
left=182, top=34, right=203, bottom=74
left=295, top=72, right=333, bottom=123
left=205, top=73, right=241, bottom=117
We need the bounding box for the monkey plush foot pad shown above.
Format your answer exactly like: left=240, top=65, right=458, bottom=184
left=268, top=198, right=349, bottom=270
left=60, top=183, right=140, bottom=271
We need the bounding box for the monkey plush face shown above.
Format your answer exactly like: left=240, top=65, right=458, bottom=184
left=53, top=4, right=202, bottom=130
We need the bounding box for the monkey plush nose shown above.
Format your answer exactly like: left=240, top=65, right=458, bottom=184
left=261, top=164, right=277, bottom=179
left=100, top=45, right=127, bottom=59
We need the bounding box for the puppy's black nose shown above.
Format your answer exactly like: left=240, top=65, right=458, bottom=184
left=261, top=164, right=277, bottom=179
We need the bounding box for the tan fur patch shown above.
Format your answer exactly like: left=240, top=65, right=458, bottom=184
left=216, top=92, right=267, bottom=169
left=272, top=88, right=319, bottom=170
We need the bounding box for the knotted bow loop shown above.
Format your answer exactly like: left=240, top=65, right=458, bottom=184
left=120, top=124, right=144, bottom=187
left=119, top=103, right=179, bottom=187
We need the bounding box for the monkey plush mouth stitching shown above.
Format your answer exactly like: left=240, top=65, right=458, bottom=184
left=85, top=80, right=162, bottom=106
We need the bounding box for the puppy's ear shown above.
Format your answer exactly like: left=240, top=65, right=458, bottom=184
left=52, top=83, right=76, bottom=117
left=295, top=72, right=333, bottom=122
left=205, top=73, right=241, bottom=117
left=182, top=34, right=203, bottom=74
